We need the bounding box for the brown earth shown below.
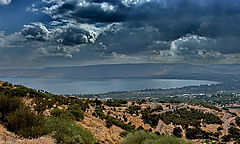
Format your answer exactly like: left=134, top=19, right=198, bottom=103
left=78, top=112, right=124, bottom=144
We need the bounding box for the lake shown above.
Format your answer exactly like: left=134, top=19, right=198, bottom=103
left=0, top=78, right=219, bottom=94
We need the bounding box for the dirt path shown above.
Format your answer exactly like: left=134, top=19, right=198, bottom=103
left=223, top=110, right=236, bottom=135
left=153, top=104, right=187, bottom=115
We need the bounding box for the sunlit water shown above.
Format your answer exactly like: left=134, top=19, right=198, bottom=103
left=0, top=78, right=219, bottom=94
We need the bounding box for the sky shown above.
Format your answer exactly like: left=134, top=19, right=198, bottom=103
left=0, top=0, right=240, bottom=68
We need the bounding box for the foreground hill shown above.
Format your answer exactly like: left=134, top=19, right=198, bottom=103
left=1, top=63, right=240, bottom=80
left=0, top=80, right=239, bottom=144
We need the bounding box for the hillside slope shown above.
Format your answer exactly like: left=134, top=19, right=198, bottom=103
left=0, top=80, right=239, bottom=144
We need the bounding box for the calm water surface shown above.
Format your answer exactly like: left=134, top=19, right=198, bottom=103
left=0, top=78, right=219, bottom=94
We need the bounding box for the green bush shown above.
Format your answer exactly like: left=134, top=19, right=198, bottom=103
left=95, top=106, right=134, bottom=131
left=0, top=95, right=23, bottom=122
left=13, top=86, right=30, bottom=97
left=105, top=99, right=127, bottom=107
left=173, top=127, right=183, bottom=138
left=126, top=105, right=141, bottom=115
left=120, top=131, right=129, bottom=137
left=236, top=117, right=240, bottom=127
left=121, top=130, right=193, bottom=144
left=7, top=106, right=47, bottom=138
left=217, top=126, right=223, bottom=131
left=141, top=108, right=159, bottom=128
left=200, top=104, right=222, bottom=112
left=46, top=117, right=97, bottom=144
left=0, top=88, right=48, bottom=138
left=69, top=109, right=84, bottom=121
left=158, top=108, right=222, bottom=127
left=50, top=108, right=75, bottom=120
left=106, top=118, right=113, bottom=128
left=185, top=128, right=214, bottom=140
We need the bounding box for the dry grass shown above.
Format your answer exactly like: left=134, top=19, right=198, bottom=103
left=78, top=112, right=124, bottom=144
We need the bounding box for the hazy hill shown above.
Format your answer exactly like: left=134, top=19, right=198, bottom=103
left=1, top=63, right=240, bottom=80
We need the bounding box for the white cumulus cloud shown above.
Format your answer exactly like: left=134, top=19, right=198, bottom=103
left=0, top=0, right=11, bottom=5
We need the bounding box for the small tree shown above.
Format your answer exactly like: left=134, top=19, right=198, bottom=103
left=106, top=118, right=113, bottom=128
left=7, top=107, right=47, bottom=138
left=173, top=127, right=183, bottom=138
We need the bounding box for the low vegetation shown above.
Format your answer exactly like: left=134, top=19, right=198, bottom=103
left=0, top=81, right=238, bottom=143
left=46, top=117, right=97, bottom=144
left=0, top=88, right=47, bottom=138
left=121, top=130, right=193, bottom=144
left=7, top=106, right=47, bottom=138
left=104, top=99, right=128, bottom=107
left=222, top=127, right=240, bottom=142
left=185, top=128, right=219, bottom=140
left=158, top=108, right=222, bottom=127
left=235, top=117, right=240, bottom=127
left=95, top=106, right=135, bottom=131
left=0, top=83, right=97, bottom=143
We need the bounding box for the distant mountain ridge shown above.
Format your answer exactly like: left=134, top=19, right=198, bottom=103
left=1, top=63, right=240, bottom=81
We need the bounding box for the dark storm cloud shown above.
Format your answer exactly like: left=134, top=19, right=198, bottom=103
left=55, top=27, right=97, bottom=45
left=57, top=1, right=77, bottom=13
left=216, top=37, right=240, bottom=54
left=71, top=5, right=124, bottom=23
left=56, top=0, right=125, bottom=23
left=55, top=0, right=240, bottom=34
left=52, top=0, right=240, bottom=55
left=91, top=0, right=124, bottom=6
left=97, top=25, right=162, bottom=55
left=1, top=0, right=240, bottom=68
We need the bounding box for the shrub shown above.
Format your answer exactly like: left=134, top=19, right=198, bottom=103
left=158, top=108, right=222, bottom=127
left=121, top=130, right=193, bottom=144
left=185, top=128, right=214, bottom=140
left=143, top=135, right=193, bottom=144
left=105, top=99, right=127, bottom=107
left=120, top=131, right=129, bottom=137
left=95, top=107, right=134, bottom=131
left=141, top=108, right=159, bottom=128
left=13, top=86, right=30, bottom=97
left=200, top=104, right=222, bottom=112
left=217, top=126, right=223, bottom=131
left=46, top=117, right=97, bottom=144
left=222, top=135, right=232, bottom=142
left=68, top=101, right=89, bottom=112
left=236, top=117, right=240, bottom=127
left=6, top=106, right=47, bottom=138
left=50, top=108, right=75, bottom=120
left=106, top=118, right=113, bottom=128
left=0, top=95, right=23, bottom=122
left=69, top=109, right=84, bottom=121
left=121, top=130, right=158, bottom=144
left=173, top=127, right=183, bottom=138
left=228, top=127, right=240, bottom=141
left=126, top=105, right=141, bottom=115
left=151, top=105, right=163, bottom=112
